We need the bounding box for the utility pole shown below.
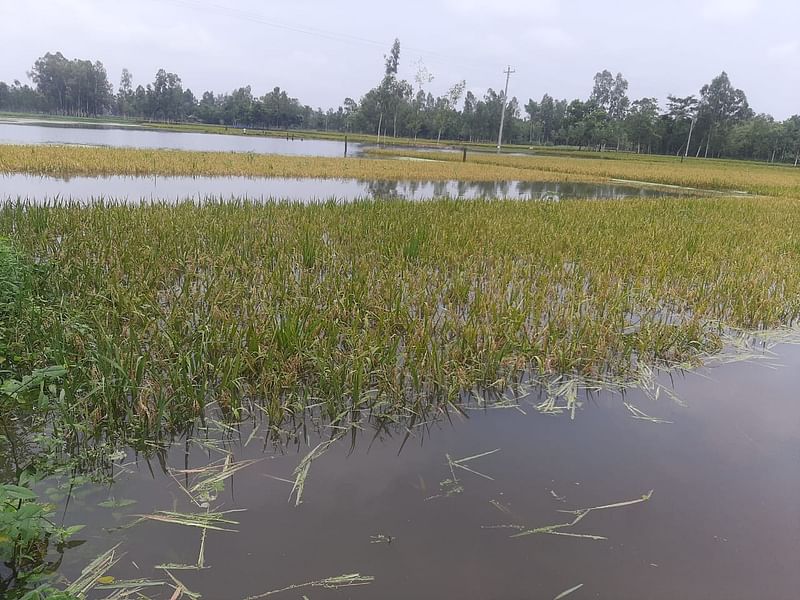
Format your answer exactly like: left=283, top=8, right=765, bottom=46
left=682, top=113, right=696, bottom=163
left=497, top=65, right=515, bottom=153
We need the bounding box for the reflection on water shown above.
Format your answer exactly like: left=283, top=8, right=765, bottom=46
left=0, top=121, right=357, bottom=157
left=41, top=344, right=800, bottom=600
left=1, top=174, right=679, bottom=203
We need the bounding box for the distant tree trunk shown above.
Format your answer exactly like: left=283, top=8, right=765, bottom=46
left=770, top=149, right=776, bottom=163
left=794, top=151, right=799, bottom=167
left=377, top=112, right=383, bottom=145
left=393, top=110, right=398, bottom=137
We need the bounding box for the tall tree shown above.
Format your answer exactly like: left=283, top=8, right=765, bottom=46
left=434, top=80, right=466, bottom=142
left=149, top=69, right=185, bottom=121
left=625, top=98, right=661, bottom=153
left=590, top=70, right=615, bottom=108
left=525, top=93, right=565, bottom=144
left=590, top=71, right=629, bottom=149
left=411, top=60, right=434, bottom=140
left=365, top=38, right=408, bottom=141
left=29, top=52, right=112, bottom=115
left=385, top=39, right=401, bottom=77
left=117, top=68, right=134, bottom=116
left=665, top=94, right=699, bottom=155
left=524, top=98, right=540, bottom=143
left=785, top=115, right=800, bottom=166
left=698, top=71, right=752, bottom=157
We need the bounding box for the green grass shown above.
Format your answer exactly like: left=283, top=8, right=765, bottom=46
left=2, top=195, right=799, bottom=443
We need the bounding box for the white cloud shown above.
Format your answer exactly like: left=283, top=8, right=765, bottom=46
left=471, top=33, right=516, bottom=60
left=1, top=0, right=798, bottom=119
left=701, top=0, right=760, bottom=20
left=767, top=40, right=799, bottom=61
left=443, top=0, right=560, bottom=19
left=524, top=27, right=577, bottom=50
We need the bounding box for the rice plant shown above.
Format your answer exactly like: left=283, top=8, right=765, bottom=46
left=1, top=194, right=799, bottom=444
left=370, top=147, right=800, bottom=197
left=3, top=143, right=798, bottom=197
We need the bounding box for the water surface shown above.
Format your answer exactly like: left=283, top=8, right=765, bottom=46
left=0, top=121, right=357, bottom=157
left=1, top=174, right=684, bottom=203
left=41, top=344, right=800, bottom=600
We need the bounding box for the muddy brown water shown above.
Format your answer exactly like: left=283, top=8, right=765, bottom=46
left=42, top=343, right=800, bottom=600
left=1, top=174, right=686, bottom=203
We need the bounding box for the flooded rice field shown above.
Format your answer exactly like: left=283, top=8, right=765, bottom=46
left=0, top=121, right=359, bottom=157
left=37, top=343, right=800, bottom=599
left=1, top=128, right=794, bottom=599
left=1, top=173, right=687, bottom=203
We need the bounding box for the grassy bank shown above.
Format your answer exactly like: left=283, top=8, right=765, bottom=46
left=2, top=196, right=799, bottom=443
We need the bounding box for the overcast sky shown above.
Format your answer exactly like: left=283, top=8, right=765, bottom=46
left=0, top=0, right=797, bottom=118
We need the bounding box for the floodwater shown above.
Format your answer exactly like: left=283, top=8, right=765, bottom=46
left=1, top=174, right=683, bottom=203
left=45, top=343, right=800, bottom=599
left=0, top=121, right=357, bottom=157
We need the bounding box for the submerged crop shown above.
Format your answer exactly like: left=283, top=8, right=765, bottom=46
left=4, top=144, right=800, bottom=198
left=0, top=144, right=567, bottom=183
left=1, top=196, right=799, bottom=443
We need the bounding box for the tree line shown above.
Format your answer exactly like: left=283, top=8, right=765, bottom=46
left=1, top=47, right=798, bottom=164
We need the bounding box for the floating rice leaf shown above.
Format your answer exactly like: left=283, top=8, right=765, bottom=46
left=370, top=534, right=395, bottom=544
left=164, top=569, right=202, bottom=599
left=156, top=564, right=206, bottom=571
left=489, top=499, right=515, bottom=517
left=135, top=509, right=243, bottom=532
left=65, top=544, right=122, bottom=596
left=188, top=457, right=262, bottom=495
left=99, top=497, right=138, bottom=509
left=289, top=439, right=337, bottom=506
left=95, top=578, right=166, bottom=589
left=427, top=449, right=499, bottom=499
left=624, top=402, right=673, bottom=424
left=491, top=490, right=654, bottom=541
left=557, top=489, right=654, bottom=515
left=243, top=572, right=375, bottom=599
left=554, top=583, right=584, bottom=599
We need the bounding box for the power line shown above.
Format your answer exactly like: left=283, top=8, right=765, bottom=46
left=153, top=0, right=490, bottom=75
left=159, top=0, right=389, bottom=49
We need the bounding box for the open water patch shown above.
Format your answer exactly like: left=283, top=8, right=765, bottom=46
left=1, top=174, right=687, bottom=204
left=0, top=121, right=359, bottom=157
left=25, top=343, right=800, bottom=600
